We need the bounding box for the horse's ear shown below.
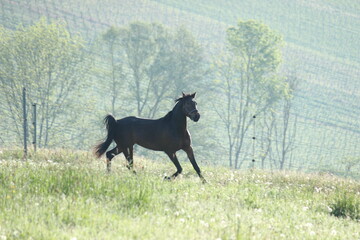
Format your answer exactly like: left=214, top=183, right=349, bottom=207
left=191, top=92, right=196, bottom=98
left=182, top=92, right=186, bottom=97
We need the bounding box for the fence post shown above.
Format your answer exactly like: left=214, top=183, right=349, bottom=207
left=22, top=87, right=27, bottom=159
left=32, top=103, right=37, bottom=152
left=251, top=114, right=256, bottom=168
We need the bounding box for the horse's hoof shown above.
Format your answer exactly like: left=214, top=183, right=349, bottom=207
left=164, top=176, right=172, bottom=181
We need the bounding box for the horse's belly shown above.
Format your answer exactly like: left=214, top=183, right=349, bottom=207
left=135, top=138, right=159, bottom=150
left=135, top=136, right=181, bottom=152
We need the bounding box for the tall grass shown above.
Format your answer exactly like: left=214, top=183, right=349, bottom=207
left=330, top=192, right=360, bottom=220
left=0, top=149, right=360, bottom=239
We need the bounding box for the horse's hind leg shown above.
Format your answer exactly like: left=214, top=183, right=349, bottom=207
left=165, top=152, right=182, bottom=180
left=123, top=146, right=136, bottom=174
left=106, top=147, right=122, bottom=172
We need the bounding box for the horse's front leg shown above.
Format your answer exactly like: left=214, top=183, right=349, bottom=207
left=183, top=146, right=206, bottom=183
left=165, top=152, right=182, bottom=180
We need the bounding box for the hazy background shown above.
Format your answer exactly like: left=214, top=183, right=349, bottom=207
left=0, top=0, right=359, bottom=178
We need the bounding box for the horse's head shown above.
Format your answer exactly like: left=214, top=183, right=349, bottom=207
left=180, top=92, right=200, bottom=122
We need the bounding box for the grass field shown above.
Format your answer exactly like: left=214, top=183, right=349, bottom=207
left=0, top=149, right=359, bottom=239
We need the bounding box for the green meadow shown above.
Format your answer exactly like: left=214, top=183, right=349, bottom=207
left=0, top=149, right=359, bottom=239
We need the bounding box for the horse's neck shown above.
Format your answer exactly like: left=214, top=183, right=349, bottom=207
left=171, top=102, right=187, bottom=132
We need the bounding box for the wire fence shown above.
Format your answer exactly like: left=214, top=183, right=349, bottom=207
left=1, top=0, right=359, bottom=177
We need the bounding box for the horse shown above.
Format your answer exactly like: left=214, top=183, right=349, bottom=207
left=94, top=92, right=206, bottom=183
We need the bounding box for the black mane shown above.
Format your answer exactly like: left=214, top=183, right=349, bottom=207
left=175, top=93, right=193, bottom=102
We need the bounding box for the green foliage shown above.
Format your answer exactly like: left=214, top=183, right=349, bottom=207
left=0, top=18, right=89, bottom=147
left=214, top=20, right=288, bottom=169
left=227, top=20, right=283, bottom=74
left=116, top=22, right=205, bottom=118
left=227, top=20, right=285, bottom=103
left=167, top=27, right=205, bottom=95
left=330, top=192, right=360, bottom=221
left=118, top=22, right=169, bottom=117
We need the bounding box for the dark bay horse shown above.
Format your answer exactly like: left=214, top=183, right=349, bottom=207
left=94, top=92, right=206, bottom=182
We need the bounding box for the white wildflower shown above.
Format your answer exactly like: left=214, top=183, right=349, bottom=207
left=326, top=206, right=332, bottom=212
left=220, top=220, right=227, bottom=228
left=200, top=220, right=209, bottom=228
left=304, top=222, right=313, bottom=228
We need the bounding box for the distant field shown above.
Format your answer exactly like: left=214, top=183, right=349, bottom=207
left=1, top=149, right=359, bottom=239
left=0, top=0, right=359, bottom=168
left=153, top=0, right=360, bottom=62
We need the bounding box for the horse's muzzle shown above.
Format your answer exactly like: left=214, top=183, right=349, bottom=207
left=192, top=112, right=200, bottom=122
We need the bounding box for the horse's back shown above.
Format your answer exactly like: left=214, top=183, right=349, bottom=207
left=117, top=116, right=161, bottom=129
left=115, top=116, right=171, bottom=150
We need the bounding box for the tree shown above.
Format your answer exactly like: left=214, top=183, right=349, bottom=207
left=169, top=27, right=205, bottom=96
left=214, top=20, right=288, bottom=169
left=101, top=26, right=125, bottom=115
left=272, top=73, right=299, bottom=169
left=257, top=110, right=276, bottom=169
left=0, top=19, right=87, bottom=147
left=146, top=26, right=205, bottom=118
left=118, top=22, right=205, bottom=118
left=118, top=22, right=161, bottom=117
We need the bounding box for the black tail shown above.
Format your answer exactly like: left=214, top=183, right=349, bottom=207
left=94, top=114, right=117, bottom=158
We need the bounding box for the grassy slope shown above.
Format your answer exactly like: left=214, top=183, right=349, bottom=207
left=1, top=149, right=360, bottom=239
left=153, top=0, right=360, bottom=61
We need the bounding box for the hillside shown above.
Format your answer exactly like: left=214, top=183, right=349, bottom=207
left=0, top=0, right=359, bottom=170
left=152, top=0, right=360, bottom=168
left=1, top=149, right=360, bottom=239
left=155, top=0, right=360, bottom=61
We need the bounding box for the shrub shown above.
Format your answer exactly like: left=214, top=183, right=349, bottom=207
left=330, top=192, right=360, bottom=221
